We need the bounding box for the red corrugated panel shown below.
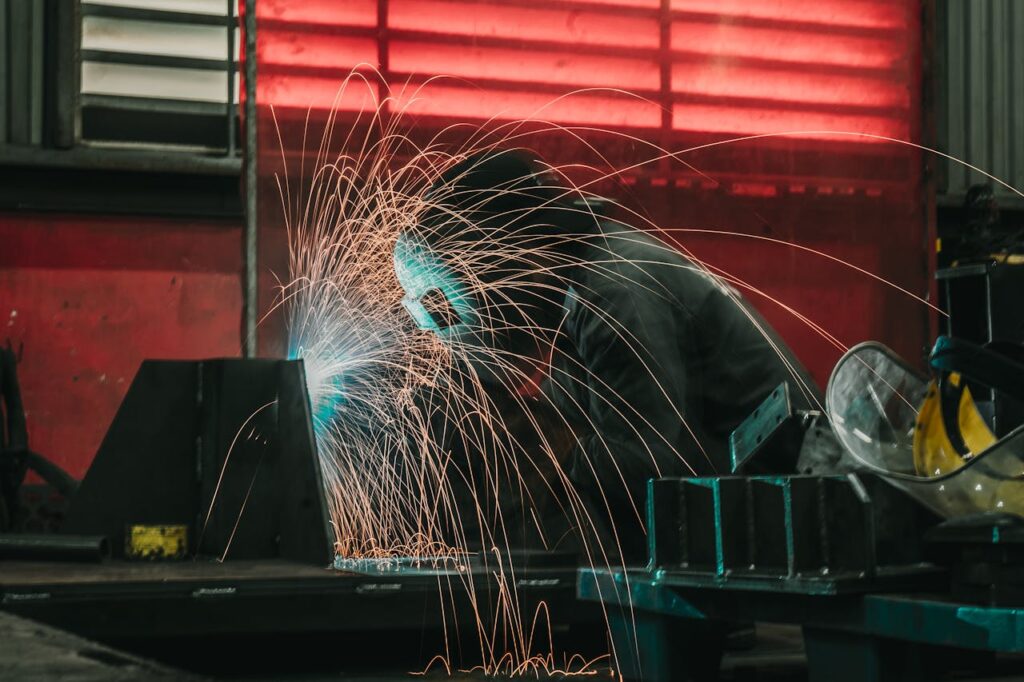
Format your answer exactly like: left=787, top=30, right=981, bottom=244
left=389, top=42, right=661, bottom=91
left=669, top=0, right=908, bottom=30
left=388, top=1, right=661, bottom=49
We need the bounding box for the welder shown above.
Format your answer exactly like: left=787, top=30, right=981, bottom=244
left=394, top=148, right=820, bottom=559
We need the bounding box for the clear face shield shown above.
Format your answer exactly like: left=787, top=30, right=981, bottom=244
left=825, top=341, right=1024, bottom=519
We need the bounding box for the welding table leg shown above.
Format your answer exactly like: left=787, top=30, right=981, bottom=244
left=803, top=627, right=966, bottom=682
left=608, top=610, right=726, bottom=682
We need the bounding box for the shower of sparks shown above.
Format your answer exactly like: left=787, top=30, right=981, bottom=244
left=263, top=70, right=1004, bottom=676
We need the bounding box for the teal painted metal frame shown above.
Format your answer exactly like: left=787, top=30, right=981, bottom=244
left=579, top=567, right=1024, bottom=653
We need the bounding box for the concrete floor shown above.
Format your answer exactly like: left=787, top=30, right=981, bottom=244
left=7, top=613, right=1024, bottom=682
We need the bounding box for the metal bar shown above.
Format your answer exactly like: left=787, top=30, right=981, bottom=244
left=943, top=0, right=965, bottom=194
left=81, top=49, right=231, bottom=72
left=658, top=0, right=671, bottom=175
left=29, top=0, right=43, bottom=145
left=243, top=0, right=257, bottom=357
left=0, top=143, right=241, bottom=173
left=989, top=0, right=1005, bottom=184
left=7, top=0, right=30, bottom=144
left=0, top=0, right=7, bottom=143
left=933, top=0, right=947, bottom=194
left=1013, top=0, right=1024, bottom=191
left=0, top=534, right=109, bottom=562
left=81, top=92, right=229, bottom=116
left=922, top=0, right=940, bottom=345
left=80, top=4, right=227, bottom=26
left=225, top=0, right=235, bottom=156
left=966, top=1, right=987, bottom=186
left=51, top=0, right=81, bottom=148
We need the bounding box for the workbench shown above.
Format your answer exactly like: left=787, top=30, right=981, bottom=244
left=0, top=558, right=598, bottom=676
left=579, top=566, right=1024, bottom=682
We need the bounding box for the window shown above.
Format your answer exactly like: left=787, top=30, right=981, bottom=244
left=80, top=0, right=240, bottom=151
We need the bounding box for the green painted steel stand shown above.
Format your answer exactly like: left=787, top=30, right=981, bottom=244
left=579, top=568, right=1024, bottom=681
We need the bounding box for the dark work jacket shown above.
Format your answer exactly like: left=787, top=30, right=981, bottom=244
left=545, top=225, right=820, bottom=560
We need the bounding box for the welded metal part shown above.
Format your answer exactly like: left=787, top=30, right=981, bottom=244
left=64, top=359, right=333, bottom=565
left=729, top=382, right=806, bottom=474
left=796, top=413, right=850, bottom=476
left=647, top=473, right=937, bottom=590
left=334, top=554, right=475, bottom=576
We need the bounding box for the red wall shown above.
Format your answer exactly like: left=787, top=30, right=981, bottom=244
left=0, top=213, right=242, bottom=478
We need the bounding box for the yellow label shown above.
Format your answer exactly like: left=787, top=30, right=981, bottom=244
left=126, top=524, right=188, bottom=560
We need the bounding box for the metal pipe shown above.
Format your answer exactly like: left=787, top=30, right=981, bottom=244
left=225, top=0, right=235, bottom=156
left=242, top=0, right=257, bottom=357
left=0, top=534, right=109, bottom=562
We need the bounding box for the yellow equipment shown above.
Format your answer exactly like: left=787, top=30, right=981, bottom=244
left=912, top=374, right=996, bottom=477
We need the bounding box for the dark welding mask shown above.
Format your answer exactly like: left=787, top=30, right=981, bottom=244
left=394, top=233, right=476, bottom=336
left=393, top=149, right=583, bottom=388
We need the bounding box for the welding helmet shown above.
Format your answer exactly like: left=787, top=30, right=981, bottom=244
left=394, top=149, right=589, bottom=388
left=825, top=338, right=1024, bottom=519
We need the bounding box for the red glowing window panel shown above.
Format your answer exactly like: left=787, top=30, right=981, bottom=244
left=261, top=74, right=379, bottom=112
left=250, top=0, right=921, bottom=159
left=563, top=0, right=659, bottom=7
left=393, top=84, right=662, bottom=129
left=670, top=21, right=905, bottom=70
left=256, top=0, right=377, bottom=27
left=670, top=63, right=910, bottom=109
left=671, top=102, right=908, bottom=141
left=259, top=33, right=376, bottom=71
left=390, top=42, right=661, bottom=92
left=669, top=0, right=908, bottom=30
left=388, top=0, right=660, bottom=50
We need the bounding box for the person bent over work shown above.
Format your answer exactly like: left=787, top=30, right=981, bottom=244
left=394, top=148, right=820, bottom=561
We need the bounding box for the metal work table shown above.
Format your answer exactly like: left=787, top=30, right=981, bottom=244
left=0, top=558, right=598, bottom=676
left=0, top=558, right=590, bottom=637
left=578, top=567, right=1024, bottom=682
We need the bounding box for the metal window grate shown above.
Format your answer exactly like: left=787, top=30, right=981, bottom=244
left=79, top=0, right=240, bottom=153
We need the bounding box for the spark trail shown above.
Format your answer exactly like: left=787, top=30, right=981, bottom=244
left=270, top=72, right=991, bottom=675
